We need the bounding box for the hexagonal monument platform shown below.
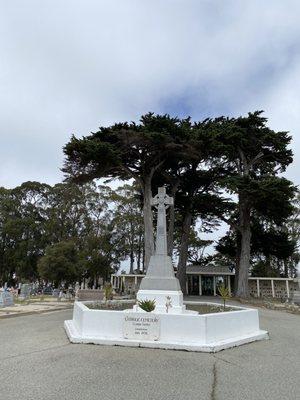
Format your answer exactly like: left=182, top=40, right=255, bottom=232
left=65, top=187, right=268, bottom=352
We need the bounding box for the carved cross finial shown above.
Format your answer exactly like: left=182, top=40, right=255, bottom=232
left=151, top=186, right=173, bottom=208
left=151, top=187, right=173, bottom=255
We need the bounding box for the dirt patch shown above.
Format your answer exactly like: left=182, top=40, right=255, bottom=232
left=186, top=304, right=239, bottom=314
left=86, top=301, right=239, bottom=314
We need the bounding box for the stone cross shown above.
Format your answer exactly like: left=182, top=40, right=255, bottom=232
left=151, top=187, right=173, bottom=255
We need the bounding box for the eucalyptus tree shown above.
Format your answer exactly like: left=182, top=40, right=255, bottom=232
left=3, top=182, right=50, bottom=281
left=0, top=186, right=17, bottom=284
left=285, top=192, right=300, bottom=276
left=109, top=184, right=144, bottom=273
left=45, top=183, right=93, bottom=243
left=37, top=240, right=80, bottom=286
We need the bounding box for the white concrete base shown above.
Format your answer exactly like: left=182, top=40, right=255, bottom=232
left=64, top=301, right=269, bottom=353
left=64, top=319, right=267, bottom=352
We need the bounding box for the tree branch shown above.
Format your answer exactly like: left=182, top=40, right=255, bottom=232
left=219, top=215, right=240, bottom=232
left=249, top=151, right=264, bottom=167
left=121, top=166, right=142, bottom=187
left=149, top=160, right=165, bottom=180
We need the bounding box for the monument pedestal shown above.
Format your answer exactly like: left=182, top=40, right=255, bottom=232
left=136, top=289, right=188, bottom=314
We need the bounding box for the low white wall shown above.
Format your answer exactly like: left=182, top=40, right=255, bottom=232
left=159, top=313, right=206, bottom=342
left=73, top=301, right=85, bottom=335
left=205, top=309, right=259, bottom=343
left=71, top=301, right=261, bottom=345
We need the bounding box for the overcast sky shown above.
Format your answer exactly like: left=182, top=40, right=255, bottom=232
left=0, top=0, right=300, bottom=189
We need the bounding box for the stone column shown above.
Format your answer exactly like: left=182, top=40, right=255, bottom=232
left=227, top=276, right=231, bottom=296
left=199, top=275, right=202, bottom=296
left=213, top=276, right=216, bottom=296
left=286, top=280, right=290, bottom=298
left=257, top=279, right=260, bottom=298
left=271, top=279, right=275, bottom=298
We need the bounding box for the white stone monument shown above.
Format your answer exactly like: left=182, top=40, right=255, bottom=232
left=136, top=187, right=186, bottom=313
left=65, top=187, right=268, bottom=352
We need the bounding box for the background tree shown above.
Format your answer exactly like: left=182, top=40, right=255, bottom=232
left=217, top=217, right=297, bottom=278
left=109, top=184, right=144, bottom=273
left=209, top=111, right=295, bottom=297
left=37, top=241, right=80, bottom=287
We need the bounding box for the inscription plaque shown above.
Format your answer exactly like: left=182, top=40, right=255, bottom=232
left=123, top=313, right=160, bottom=341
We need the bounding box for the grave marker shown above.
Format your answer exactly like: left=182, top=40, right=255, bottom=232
left=19, top=284, right=31, bottom=300
left=0, top=291, right=14, bottom=307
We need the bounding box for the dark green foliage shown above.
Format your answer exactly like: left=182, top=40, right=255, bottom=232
left=216, top=216, right=297, bottom=277
left=37, top=241, right=80, bottom=286
left=0, top=111, right=297, bottom=298
left=0, top=182, right=134, bottom=286
left=63, top=113, right=195, bottom=184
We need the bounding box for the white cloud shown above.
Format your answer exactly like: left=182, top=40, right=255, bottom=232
left=0, top=0, right=299, bottom=187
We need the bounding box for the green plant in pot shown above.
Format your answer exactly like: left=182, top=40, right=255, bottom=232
left=137, top=299, right=156, bottom=312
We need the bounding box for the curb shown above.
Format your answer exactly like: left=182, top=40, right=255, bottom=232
left=0, top=306, right=73, bottom=319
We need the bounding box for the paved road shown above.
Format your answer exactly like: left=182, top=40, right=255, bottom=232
left=0, top=306, right=299, bottom=400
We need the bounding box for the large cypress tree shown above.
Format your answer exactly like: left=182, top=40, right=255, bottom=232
left=210, top=111, right=295, bottom=297
left=63, top=113, right=195, bottom=269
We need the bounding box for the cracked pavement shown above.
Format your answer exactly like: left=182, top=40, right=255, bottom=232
left=0, top=307, right=299, bottom=400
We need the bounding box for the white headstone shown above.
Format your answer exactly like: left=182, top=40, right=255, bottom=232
left=0, top=291, right=14, bottom=307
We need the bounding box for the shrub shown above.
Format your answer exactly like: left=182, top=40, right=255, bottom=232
left=218, top=284, right=231, bottom=311
left=137, top=299, right=156, bottom=312
left=104, top=283, right=113, bottom=301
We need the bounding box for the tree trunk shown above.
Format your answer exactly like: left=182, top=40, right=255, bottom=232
left=129, top=252, right=134, bottom=274
left=142, top=242, right=145, bottom=273
left=177, top=212, right=192, bottom=294
left=143, top=178, right=154, bottom=270
left=236, top=197, right=251, bottom=298
left=234, top=232, right=241, bottom=295
left=129, top=222, right=135, bottom=274
left=284, top=260, right=288, bottom=278
left=137, top=232, right=142, bottom=272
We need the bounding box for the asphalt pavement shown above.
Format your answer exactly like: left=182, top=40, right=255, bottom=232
left=0, top=304, right=299, bottom=400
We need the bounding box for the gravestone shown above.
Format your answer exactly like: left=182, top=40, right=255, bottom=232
left=52, top=289, right=60, bottom=298
left=0, top=291, right=14, bottom=307
left=19, top=284, right=31, bottom=300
